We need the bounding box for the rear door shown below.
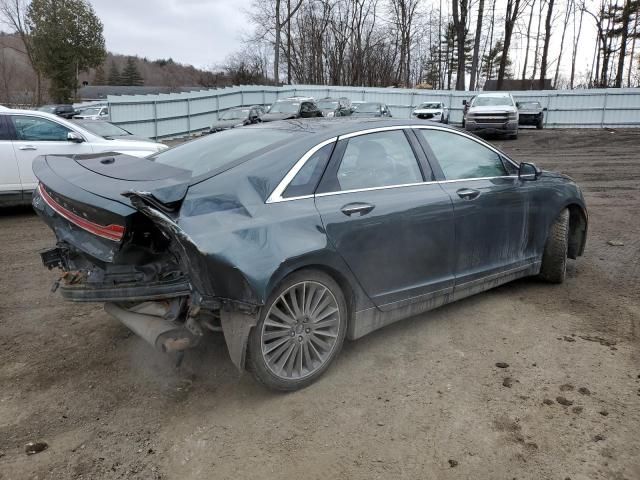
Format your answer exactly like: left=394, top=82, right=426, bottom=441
left=9, top=114, right=94, bottom=193
left=0, top=115, right=22, bottom=205
left=415, top=127, right=533, bottom=293
left=314, top=128, right=455, bottom=309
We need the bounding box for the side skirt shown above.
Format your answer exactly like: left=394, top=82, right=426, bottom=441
left=348, top=260, right=541, bottom=340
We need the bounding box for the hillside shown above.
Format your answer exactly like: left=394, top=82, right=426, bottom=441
left=0, top=32, right=227, bottom=105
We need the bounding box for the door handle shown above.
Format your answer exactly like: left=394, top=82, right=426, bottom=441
left=456, top=188, right=481, bottom=200
left=341, top=202, right=375, bottom=217
left=19, top=145, right=37, bottom=151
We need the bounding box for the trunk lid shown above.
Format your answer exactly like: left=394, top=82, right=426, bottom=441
left=33, top=152, right=192, bottom=263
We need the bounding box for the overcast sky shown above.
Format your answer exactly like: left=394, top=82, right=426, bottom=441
left=86, top=0, right=607, bottom=85
left=87, top=0, right=253, bottom=69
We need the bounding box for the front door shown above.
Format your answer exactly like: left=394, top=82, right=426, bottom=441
left=416, top=128, right=532, bottom=293
left=9, top=114, right=94, bottom=193
left=314, top=129, right=455, bottom=310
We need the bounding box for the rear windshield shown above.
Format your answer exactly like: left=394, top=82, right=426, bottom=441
left=151, top=128, right=295, bottom=177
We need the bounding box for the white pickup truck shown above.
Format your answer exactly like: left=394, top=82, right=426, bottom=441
left=463, top=92, right=519, bottom=139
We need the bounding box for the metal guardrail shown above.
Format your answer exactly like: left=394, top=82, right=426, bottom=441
left=106, top=86, right=640, bottom=139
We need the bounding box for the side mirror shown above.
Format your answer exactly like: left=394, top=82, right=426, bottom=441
left=518, top=162, right=540, bottom=181
left=462, top=100, right=467, bottom=106
left=67, top=131, right=84, bottom=143
left=543, top=107, right=548, bottom=111
left=516, top=102, right=521, bottom=108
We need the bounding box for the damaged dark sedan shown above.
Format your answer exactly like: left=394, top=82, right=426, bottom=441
left=33, top=119, right=588, bottom=391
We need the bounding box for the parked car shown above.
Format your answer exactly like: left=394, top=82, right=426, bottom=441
left=72, top=119, right=152, bottom=141
left=33, top=118, right=587, bottom=391
left=206, top=106, right=265, bottom=133
left=317, top=97, right=352, bottom=117
left=517, top=101, right=546, bottom=129
left=412, top=101, right=449, bottom=123
left=73, top=105, right=109, bottom=120
left=0, top=109, right=167, bottom=207
left=463, top=92, right=519, bottom=139
left=37, top=104, right=76, bottom=119
left=351, top=101, right=392, bottom=117
left=262, top=97, right=322, bottom=122
left=462, top=95, right=476, bottom=127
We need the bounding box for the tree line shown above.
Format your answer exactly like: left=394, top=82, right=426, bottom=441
left=226, top=0, right=640, bottom=90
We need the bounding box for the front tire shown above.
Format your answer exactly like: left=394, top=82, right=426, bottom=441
left=247, top=270, right=347, bottom=391
left=539, top=209, right=569, bottom=283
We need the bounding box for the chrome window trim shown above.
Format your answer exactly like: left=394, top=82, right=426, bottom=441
left=265, top=124, right=520, bottom=204
left=266, top=137, right=337, bottom=204
left=315, top=181, right=434, bottom=198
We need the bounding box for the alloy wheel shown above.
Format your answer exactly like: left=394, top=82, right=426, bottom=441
left=261, top=281, right=341, bottom=380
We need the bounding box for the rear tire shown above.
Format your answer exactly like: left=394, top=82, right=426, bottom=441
left=539, top=209, right=569, bottom=283
left=536, top=116, right=544, bottom=129
left=247, top=269, right=347, bottom=391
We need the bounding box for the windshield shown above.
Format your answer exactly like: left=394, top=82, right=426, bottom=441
left=38, top=106, right=56, bottom=113
left=75, top=120, right=131, bottom=138
left=318, top=100, right=339, bottom=109
left=79, top=107, right=102, bottom=116
left=269, top=101, right=300, bottom=114
left=353, top=102, right=380, bottom=113
left=220, top=109, right=250, bottom=121
left=418, top=103, right=442, bottom=109
left=518, top=102, right=541, bottom=109
left=472, top=96, right=514, bottom=107
left=152, top=128, right=296, bottom=177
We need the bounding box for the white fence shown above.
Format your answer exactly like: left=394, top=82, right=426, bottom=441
left=106, top=85, right=640, bottom=139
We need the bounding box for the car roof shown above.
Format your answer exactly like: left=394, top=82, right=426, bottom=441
left=248, top=117, right=460, bottom=142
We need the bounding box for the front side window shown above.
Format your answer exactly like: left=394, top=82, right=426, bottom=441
left=335, top=130, right=423, bottom=191
left=418, top=129, right=508, bottom=180
left=11, top=115, right=72, bottom=141
left=269, top=101, right=300, bottom=114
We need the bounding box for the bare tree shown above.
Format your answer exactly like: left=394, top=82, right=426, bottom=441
left=570, top=1, right=585, bottom=88
left=629, top=6, right=639, bottom=86
left=538, top=0, right=554, bottom=89
left=452, top=0, right=468, bottom=89
left=0, top=0, right=42, bottom=103
left=469, top=0, right=484, bottom=90
left=522, top=0, right=536, bottom=80
left=554, top=0, right=573, bottom=88
left=497, top=0, right=528, bottom=89
left=390, top=0, right=420, bottom=87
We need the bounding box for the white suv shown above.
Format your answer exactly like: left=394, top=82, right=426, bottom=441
left=463, top=92, right=519, bottom=139
left=0, top=108, right=167, bottom=207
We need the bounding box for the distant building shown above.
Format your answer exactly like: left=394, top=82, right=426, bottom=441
left=483, top=79, right=553, bottom=91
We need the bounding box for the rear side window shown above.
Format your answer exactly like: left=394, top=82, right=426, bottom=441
left=0, top=115, right=12, bottom=140
left=418, top=129, right=507, bottom=180
left=152, top=128, right=295, bottom=177
left=283, top=142, right=334, bottom=198
left=334, top=130, right=423, bottom=191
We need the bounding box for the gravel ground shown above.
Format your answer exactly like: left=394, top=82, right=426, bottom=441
left=0, top=128, right=638, bottom=480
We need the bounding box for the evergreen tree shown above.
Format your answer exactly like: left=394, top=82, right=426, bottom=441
left=94, top=64, right=106, bottom=84
left=107, top=61, right=121, bottom=85
left=482, top=40, right=513, bottom=81
left=27, top=0, right=106, bottom=102
left=121, top=57, right=144, bottom=86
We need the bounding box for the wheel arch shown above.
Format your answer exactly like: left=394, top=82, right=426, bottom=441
left=566, top=203, right=588, bottom=259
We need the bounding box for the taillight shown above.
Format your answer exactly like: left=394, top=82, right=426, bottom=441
left=37, top=184, right=125, bottom=242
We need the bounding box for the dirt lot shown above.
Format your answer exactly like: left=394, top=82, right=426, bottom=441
left=1, top=128, right=639, bottom=480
